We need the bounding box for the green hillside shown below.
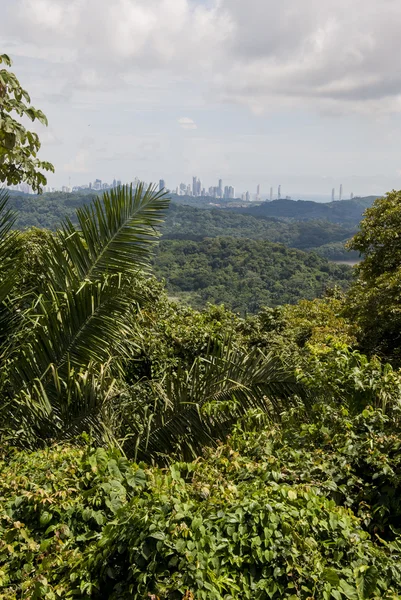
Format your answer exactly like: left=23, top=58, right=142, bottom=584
left=164, top=203, right=356, bottom=249
left=154, top=237, right=353, bottom=313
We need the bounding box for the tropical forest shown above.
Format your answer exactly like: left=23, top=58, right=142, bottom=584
left=3, top=54, right=401, bottom=600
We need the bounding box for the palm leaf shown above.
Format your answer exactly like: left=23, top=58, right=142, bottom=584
left=0, top=188, right=23, bottom=368
left=2, top=361, right=121, bottom=448
left=47, top=183, right=169, bottom=288
left=0, top=187, right=18, bottom=301
left=2, top=184, right=169, bottom=445
left=124, top=340, right=306, bottom=463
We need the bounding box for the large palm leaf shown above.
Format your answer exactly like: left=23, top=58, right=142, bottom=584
left=123, top=340, right=306, bottom=463
left=2, top=185, right=169, bottom=443
left=46, top=183, right=168, bottom=289
left=0, top=188, right=22, bottom=370
left=0, top=187, right=19, bottom=301
left=2, top=360, right=120, bottom=449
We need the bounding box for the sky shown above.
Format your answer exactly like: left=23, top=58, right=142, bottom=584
left=2, top=0, right=401, bottom=199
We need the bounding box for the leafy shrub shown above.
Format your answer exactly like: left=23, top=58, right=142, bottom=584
left=3, top=404, right=401, bottom=599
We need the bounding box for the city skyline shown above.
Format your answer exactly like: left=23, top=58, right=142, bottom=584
left=7, top=176, right=356, bottom=203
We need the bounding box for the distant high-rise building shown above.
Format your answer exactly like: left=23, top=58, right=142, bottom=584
left=331, top=188, right=335, bottom=202
left=256, top=184, right=260, bottom=199
left=339, top=184, right=343, bottom=201
left=187, top=184, right=192, bottom=196
left=245, top=191, right=250, bottom=202
left=278, top=185, right=281, bottom=200
left=229, top=186, right=235, bottom=199
left=197, top=178, right=202, bottom=196
left=159, top=179, right=166, bottom=192
left=192, top=176, right=197, bottom=196
left=270, top=187, right=273, bottom=202
left=351, top=192, right=354, bottom=199
left=218, top=179, right=223, bottom=198
left=224, top=185, right=230, bottom=199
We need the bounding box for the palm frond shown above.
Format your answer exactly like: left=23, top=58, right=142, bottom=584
left=9, top=277, right=134, bottom=395
left=0, top=188, right=23, bottom=367
left=0, top=187, right=18, bottom=301
left=123, top=340, right=306, bottom=463
left=2, top=361, right=121, bottom=448
left=47, top=184, right=169, bottom=288
left=2, top=184, right=169, bottom=446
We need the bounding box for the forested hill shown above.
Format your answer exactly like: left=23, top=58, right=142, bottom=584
left=230, top=196, right=378, bottom=226
left=7, top=189, right=376, bottom=230
left=164, top=203, right=355, bottom=250
left=7, top=189, right=363, bottom=263
left=154, top=237, right=352, bottom=314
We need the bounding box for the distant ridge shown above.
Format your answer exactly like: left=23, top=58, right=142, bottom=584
left=228, top=196, right=380, bottom=227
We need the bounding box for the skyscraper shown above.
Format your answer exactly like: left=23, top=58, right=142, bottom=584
left=256, top=184, right=260, bottom=200
left=278, top=185, right=281, bottom=200
left=245, top=191, right=250, bottom=202
left=351, top=192, right=354, bottom=199
left=218, top=179, right=223, bottom=198
left=270, top=187, right=273, bottom=202
left=159, top=179, right=165, bottom=192
left=331, top=188, right=335, bottom=202
left=339, top=184, right=343, bottom=201
left=192, top=176, right=197, bottom=196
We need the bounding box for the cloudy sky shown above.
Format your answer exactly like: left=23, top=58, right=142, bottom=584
left=2, top=0, right=401, bottom=198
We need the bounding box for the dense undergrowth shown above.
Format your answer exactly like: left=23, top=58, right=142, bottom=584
left=2, top=403, right=401, bottom=599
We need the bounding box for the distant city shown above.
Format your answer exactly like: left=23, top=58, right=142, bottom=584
left=8, top=177, right=354, bottom=202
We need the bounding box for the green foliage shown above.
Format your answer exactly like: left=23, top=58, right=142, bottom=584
left=0, top=188, right=307, bottom=464
left=122, top=340, right=303, bottom=464
left=164, top=204, right=355, bottom=249
left=0, top=54, right=54, bottom=192
left=0, top=185, right=170, bottom=448
left=300, top=343, right=401, bottom=415
left=0, top=443, right=147, bottom=598
left=281, top=295, right=356, bottom=349
left=3, top=404, right=401, bottom=598
left=154, top=237, right=353, bottom=314
left=347, top=190, right=401, bottom=360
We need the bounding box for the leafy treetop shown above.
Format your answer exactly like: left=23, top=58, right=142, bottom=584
left=0, top=53, right=54, bottom=192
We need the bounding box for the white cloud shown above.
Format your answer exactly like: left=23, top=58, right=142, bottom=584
left=4, top=0, right=401, bottom=192
left=4, top=0, right=401, bottom=114
left=178, top=117, right=197, bottom=130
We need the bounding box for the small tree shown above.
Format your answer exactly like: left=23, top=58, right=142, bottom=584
left=0, top=53, right=54, bottom=192
left=346, top=190, right=401, bottom=360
